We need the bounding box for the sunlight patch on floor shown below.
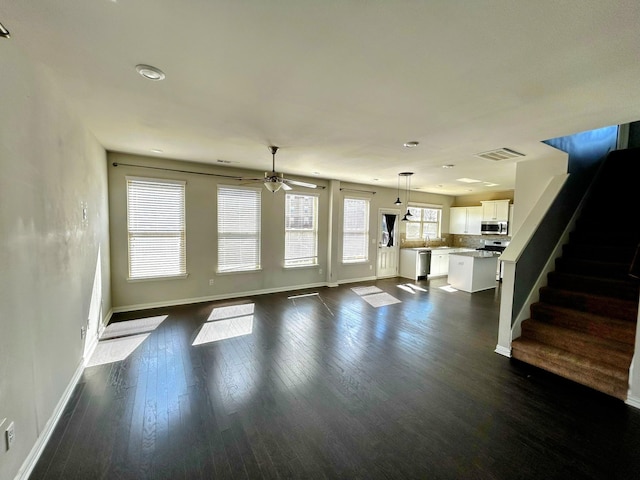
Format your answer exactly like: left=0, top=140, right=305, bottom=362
left=87, top=334, right=150, bottom=367
left=88, top=315, right=168, bottom=367
left=351, top=286, right=383, bottom=296
left=193, top=303, right=255, bottom=346
left=397, top=283, right=428, bottom=294
left=193, top=316, right=254, bottom=345
left=439, top=285, right=458, bottom=293
left=101, top=315, right=167, bottom=340
left=360, top=292, right=402, bottom=308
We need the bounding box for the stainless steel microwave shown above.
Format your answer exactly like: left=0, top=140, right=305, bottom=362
left=481, top=221, right=508, bottom=235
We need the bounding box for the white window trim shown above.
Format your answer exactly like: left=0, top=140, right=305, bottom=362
left=217, top=184, right=262, bottom=274
left=406, top=203, right=443, bottom=240
left=284, top=192, right=319, bottom=268
left=126, top=176, right=187, bottom=281
left=342, top=196, right=370, bottom=264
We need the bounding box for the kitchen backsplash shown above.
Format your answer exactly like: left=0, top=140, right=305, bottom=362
left=400, top=233, right=510, bottom=249
left=451, top=234, right=511, bottom=249
left=400, top=234, right=451, bottom=248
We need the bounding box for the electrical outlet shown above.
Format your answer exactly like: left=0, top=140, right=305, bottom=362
left=6, top=422, right=15, bottom=450
left=208, top=279, right=215, bottom=286
left=80, top=326, right=86, bottom=339
left=319, top=269, right=323, bottom=275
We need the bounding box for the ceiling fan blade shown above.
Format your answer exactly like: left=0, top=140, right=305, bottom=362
left=285, top=179, right=318, bottom=189
left=281, top=182, right=293, bottom=191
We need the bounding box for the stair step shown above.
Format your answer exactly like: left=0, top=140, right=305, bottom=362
left=547, top=271, right=640, bottom=301
left=530, top=302, right=637, bottom=345
left=568, top=229, right=640, bottom=248
left=520, top=319, right=633, bottom=370
left=511, top=338, right=629, bottom=400
left=539, top=286, right=639, bottom=322
left=555, top=257, right=631, bottom=279
left=562, top=244, right=637, bottom=263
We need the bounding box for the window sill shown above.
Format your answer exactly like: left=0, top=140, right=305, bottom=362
left=342, top=260, right=369, bottom=265
left=284, top=263, right=319, bottom=270
left=216, top=268, right=262, bottom=275
left=127, top=273, right=189, bottom=283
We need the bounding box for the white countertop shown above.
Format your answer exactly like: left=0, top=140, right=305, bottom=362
left=449, top=251, right=500, bottom=259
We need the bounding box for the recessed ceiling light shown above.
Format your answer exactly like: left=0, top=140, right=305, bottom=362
left=312, top=172, right=320, bottom=176
left=373, top=178, right=380, bottom=182
left=442, top=164, right=455, bottom=169
left=150, top=148, right=163, bottom=153
left=403, top=141, right=419, bottom=148
left=136, top=64, right=166, bottom=81
left=457, top=177, right=482, bottom=183
left=484, top=182, right=499, bottom=187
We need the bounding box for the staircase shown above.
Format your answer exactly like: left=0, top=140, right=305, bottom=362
left=511, top=148, right=640, bottom=400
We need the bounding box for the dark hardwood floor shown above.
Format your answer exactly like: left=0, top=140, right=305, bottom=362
left=30, top=278, right=640, bottom=479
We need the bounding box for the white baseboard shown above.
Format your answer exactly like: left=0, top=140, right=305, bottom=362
left=337, top=276, right=377, bottom=285
left=626, top=394, right=640, bottom=409
left=16, top=362, right=84, bottom=480
left=112, top=282, right=330, bottom=314
left=495, top=345, right=512, bottom=357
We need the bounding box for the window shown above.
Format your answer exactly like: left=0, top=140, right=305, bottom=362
left=218, top=186, right=261, bottom=272
left=342, top=197, right=370, bottom=263
left=285, top=193, right=318, bottom=267
left=405, top=205, right=442, bottom=241
left=126, top=177, right=186, bottom=280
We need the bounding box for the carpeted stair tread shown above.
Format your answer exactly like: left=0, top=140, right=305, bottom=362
left=547, top=271, right=640, bottom=301
left=511, top=338, right=629, bottom=400
left=554, top=257, right=632, bottom=279
left=562, top=244, right=637, bottom=263
left=539, top=286, right=639, bottom=321
left=511, top=148, right=640, bottom=402
left=569, top=230, right=640, bottom=248
left=530, top=302, right=637, bottom=345
left=520, top=319, right=633, bottom=369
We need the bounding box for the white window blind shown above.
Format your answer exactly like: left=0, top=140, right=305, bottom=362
left=285, top=194, right=318, bottom=267
left=406, top=206, right=442, bottom=240
left=342, top=197, right=369, bottom=263
left=218, top=186, right=261, bottom=272
left=127, top=177, right=186, bottom=280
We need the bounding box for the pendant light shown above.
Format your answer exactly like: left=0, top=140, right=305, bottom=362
left=400, top=172, right=414, bottom=221
left=394, top=174, right=402, bottom=205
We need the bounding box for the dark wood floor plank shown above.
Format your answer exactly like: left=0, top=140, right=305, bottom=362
left=29, top=278, right=640, bottom=480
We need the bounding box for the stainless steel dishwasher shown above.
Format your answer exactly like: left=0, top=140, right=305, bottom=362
left=417, top=249, right=431, bottom=280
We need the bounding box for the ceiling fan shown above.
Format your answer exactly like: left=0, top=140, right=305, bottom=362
left=241, top=146, right=319, bottom=193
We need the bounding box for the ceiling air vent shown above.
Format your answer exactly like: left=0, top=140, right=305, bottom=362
left=475, top=148, right=525, bottom=161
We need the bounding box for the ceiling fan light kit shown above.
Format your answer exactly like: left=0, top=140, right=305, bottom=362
left=239, top=146, right=320, bottom=193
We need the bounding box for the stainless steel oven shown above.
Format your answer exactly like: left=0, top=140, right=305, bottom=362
left=480, top=220, right=508, bottom=235
left=476, top=240, right=510, bottom=280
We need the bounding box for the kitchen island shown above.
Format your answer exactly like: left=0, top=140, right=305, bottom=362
left=447, top=251, right=499, bottom=293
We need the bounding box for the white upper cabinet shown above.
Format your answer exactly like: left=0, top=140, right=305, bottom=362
left=450, top=206, right=482, bottom=234
left=481, top=200, right=510, bottom=221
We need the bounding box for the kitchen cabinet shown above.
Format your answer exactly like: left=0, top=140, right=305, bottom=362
left=448, top=251, right=499, bottom=292
left=430, top=248, right=476, bottom=277
left=400, top=248, right=430, bottom=280
left=481, top=200, right=510, bottom=221
left=450, top=206, right=482, bottom=234
left=430, top=252, right=449, bottom=277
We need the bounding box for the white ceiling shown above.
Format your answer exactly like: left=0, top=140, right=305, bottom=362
left=4, top=1, right=640, bottom=195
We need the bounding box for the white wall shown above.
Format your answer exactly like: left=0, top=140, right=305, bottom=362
left=0, top=44, right=111, bottom=480
left=108, top=152, right=455, bottom=310
left=513, top=153, right=568, bottom=234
